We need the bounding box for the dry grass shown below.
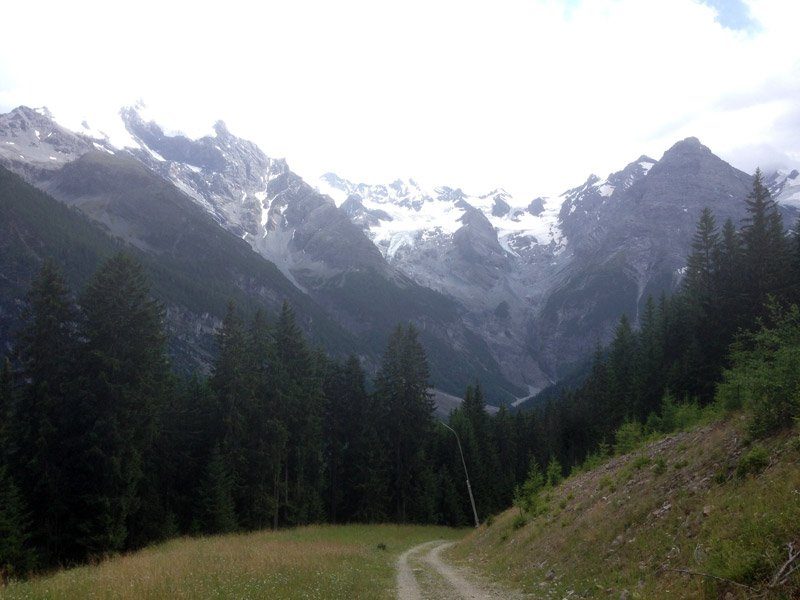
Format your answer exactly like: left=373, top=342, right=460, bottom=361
left=1, top=524, right=461, bottom=599
left=450, top=416, right=800, bottom=599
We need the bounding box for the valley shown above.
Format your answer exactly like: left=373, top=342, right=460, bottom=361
left=2, top=3, right=800, bottom=595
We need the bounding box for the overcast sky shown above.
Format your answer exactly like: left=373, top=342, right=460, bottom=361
left=1, top=0, right=798, bottom=197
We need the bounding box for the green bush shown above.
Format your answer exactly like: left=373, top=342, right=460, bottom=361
left=546, top=456, right=563, bottom=487
left=511, top=513, right=527, bottom=530
left=614, top=421, right=644, bottom=455
left=736, top=446, right=770, bottom=478
left=514, top=460, right=546, bottom=516
left=655, top=391, right=714, bottom=434
left=717, top=304, right=800, bottom=438
left=572, top=442, right=610, bottom=475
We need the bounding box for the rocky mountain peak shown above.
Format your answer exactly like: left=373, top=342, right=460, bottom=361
left=213, top=120, right=230, bottom=137
left=0, top=105, right=97, bottom=172
left=7, top=105, right=54, bottom=124
left=656, top=136, right=716, bottom=166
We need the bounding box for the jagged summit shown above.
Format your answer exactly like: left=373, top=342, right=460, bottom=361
left=213, top=120, right=230, bottom=136
left=660, top=136, right=716, bottom=161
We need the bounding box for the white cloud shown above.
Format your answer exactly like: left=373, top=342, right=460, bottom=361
left=0, top=0, right=798, bottom=196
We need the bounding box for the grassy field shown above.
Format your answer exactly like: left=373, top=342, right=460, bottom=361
left=1, top=524, right=461, bottom=599
left=450, top=416, right=800, bottom=599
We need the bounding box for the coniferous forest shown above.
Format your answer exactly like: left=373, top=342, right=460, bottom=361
left=1, top=171, right=800, bottom=577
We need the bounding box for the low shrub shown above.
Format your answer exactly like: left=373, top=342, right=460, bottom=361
left=614, top=421, right=644, bottom=455
left=736, top=446, right=770, bottom=478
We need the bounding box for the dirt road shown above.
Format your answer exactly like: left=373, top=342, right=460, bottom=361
left=396, top=540, right=524, bottom=599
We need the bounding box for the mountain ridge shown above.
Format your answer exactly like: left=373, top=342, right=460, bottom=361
left=2, top=104, right=798, bottom=398
left=0, top=105, right=521, bottom=402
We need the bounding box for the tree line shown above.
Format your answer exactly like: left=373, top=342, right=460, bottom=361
left=1, top=170, right=799, bottom=578
left=0, top=253, right=531, bottom=576
left=528, top=169, right=800, bottom=470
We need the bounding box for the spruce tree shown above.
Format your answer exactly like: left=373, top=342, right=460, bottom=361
left=741, top=169, right=789, bottom=314
left=0, top=358, right=12, bottom=462
left=12, top=260, right=77, bottom=563
left=716, top=218, right=745, bottom=332
left=195, top=445, right=237, bottom=534
left=374, top=324, right=434, bottom=522
left=635, top=296, right=664, bottom=419
left=274, top=302, right=325, bottom=525
left=70, top=253, right=169, bottom=556
left=608, top=314, right=637, bottom=425
left=684, top=207, right=720, bottom=299
left=490, top=405, right=518, bottom=508
left=162, top=377, right=219, bottom=533
left=209, top=302, right=249, bottom=515
left=322, top=356, right=373, bottom=523
left=455, top=384, right=501, bottom=518
left=239, top=310, right=280, bottom=529
left=684, top=209, right=728, bottom=401
left=0, top=464, right=33, bottom=578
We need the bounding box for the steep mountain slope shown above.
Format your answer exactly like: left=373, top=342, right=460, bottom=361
left=534, top=138, right=759, bottom=374
left=0, top=106, right=519, bottom=401
left=768, top=167, right=800, bottom=209
left=450, top=417, right=800, bottom=598
left=0, top=163, right=353, bottom=369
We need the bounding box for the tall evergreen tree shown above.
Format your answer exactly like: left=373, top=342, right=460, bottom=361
left=608, top=314, right=637, bottom=426
left=69, top=253, right=170, bottom=556
left=239, top=309, right=281, bottom=529
left=12, top=260, right=77, bottom=563
left=194, top=445, right=237, bottom=534
left=0, top=464, right=33, bottom=578
left=490, top=405, right=518, bottom=510
left=209, top=301, right=249, bottom=524
left=634, top=296, right=663, bottom=419
left=684, top=207, right=720, bottom=299
left=0, top=358, right=12, bottom=461
left=274, top=302, right=325, bottom=525
left=454, top=384, right=501, bottom=518
left=716, top=218, right=745, bottom=331
left=374, top=324, right=434, bottom=522
left=322, top=356, right=372, bottom=523
left=741, top=169, right=789, bottom=314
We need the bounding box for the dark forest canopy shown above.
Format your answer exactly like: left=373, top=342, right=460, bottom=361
left=1, top=170, right=799, bottom=578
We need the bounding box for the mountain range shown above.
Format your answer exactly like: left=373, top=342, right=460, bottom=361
left=1, top=104, right=798, bottom=405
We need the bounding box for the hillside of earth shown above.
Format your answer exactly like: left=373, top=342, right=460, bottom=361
left=450, top=415, right=800, bottom=599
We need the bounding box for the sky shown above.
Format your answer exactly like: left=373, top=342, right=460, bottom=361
left=0, top=0, right=799, bottom=197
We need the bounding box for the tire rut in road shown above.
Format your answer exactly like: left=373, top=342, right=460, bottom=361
left=397, top=540, right=522, bottom=600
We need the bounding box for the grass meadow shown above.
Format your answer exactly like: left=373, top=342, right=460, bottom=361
left=1, top=524, right=461, bottom=599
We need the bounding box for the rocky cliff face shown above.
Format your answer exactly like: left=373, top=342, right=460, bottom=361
left=533, top=139, right=758, bottom=374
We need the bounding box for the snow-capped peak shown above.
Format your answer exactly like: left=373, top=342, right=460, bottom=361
left=771, top=167, right=800, bottom=209
left=315, top=173, right=567, bottom=259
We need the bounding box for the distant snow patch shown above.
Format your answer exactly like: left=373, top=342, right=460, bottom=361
left=597, top=183, right=614, bottom=197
